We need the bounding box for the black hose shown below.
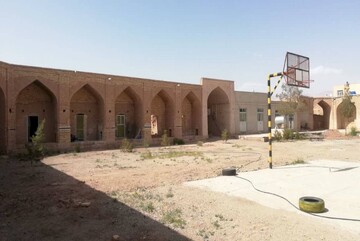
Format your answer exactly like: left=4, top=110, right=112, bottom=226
left=235, top=175, right=360, bottom=222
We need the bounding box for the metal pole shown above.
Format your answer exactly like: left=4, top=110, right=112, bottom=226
left=267, top=75, right=272, bottom=169
left=267, top=72, right=283, bottom=169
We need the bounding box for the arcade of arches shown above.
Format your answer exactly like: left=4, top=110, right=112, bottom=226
left=0, top=60, right=359, bottom=154
left=0, top=61, right=236, bottom=153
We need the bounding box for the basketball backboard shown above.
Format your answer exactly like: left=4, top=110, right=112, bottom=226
left=283, top=52, right=310, bottom=88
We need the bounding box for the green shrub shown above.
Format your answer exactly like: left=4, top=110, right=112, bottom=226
left=196, top=141, right=203, bottom=146
left=173, top=138, right=185, bottom=145
left=121, top=138, right=133, bottom=152
left=282, top=128, right=294, bottom=140
left=162, top=208, right=186, bottom=229
left=291, top=158, right=305, bottom=165
left=166, top=188, right=174, bottom=198
left=25, top=119, right=46, bottom=163
left=273, top=130, right=282, bottom=141
left=350, top=127, right=357, bottom=136
left=141, top=150, right=153, bottom=159
left=294, top=131, right=301, bottom=140
left=143, top=139, right=150, bottom=148
left=140, top=201, right=155, bottom=213
left=161, top=130, right=170, bottom=146
left=221, top=129, right=229, bottom=142
left=75, top=144, right=81, bottom=153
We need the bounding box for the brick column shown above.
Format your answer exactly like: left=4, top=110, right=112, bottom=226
left=143, top=82, right=152, bottom=144
left=103, top=78, right=115, bottom=142
left=57, top=74, right=71, bottom=144
left=174, top=85, right=182, bottom=139
left=6, top=69, right=16, bottom=152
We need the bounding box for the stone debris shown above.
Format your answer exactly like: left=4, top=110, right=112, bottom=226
left=112, top=234, right=120, bottom=240
left=77, top=201, right=91, bottom=207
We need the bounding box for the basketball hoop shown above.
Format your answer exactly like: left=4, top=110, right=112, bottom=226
left=283, top=52, right=310, bottom=88
left=266, top=52, right=311, bottom=169
left=287, top=79, right=314, bottom=88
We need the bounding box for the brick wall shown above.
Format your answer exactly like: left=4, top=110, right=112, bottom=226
left=0, top=87, right=5, bottom=153
left=0, top=61, right=235, bottom=153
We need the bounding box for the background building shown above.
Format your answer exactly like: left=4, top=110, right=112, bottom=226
left=333, top=83, right=360, bottom=97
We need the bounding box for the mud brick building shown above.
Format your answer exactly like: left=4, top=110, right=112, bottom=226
left=0, top=60, right=359, bottom=154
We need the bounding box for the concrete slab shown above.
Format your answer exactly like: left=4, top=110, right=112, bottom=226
left=185, top=160, right=360, bottom=235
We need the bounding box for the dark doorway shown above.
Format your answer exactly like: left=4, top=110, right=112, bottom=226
left=28, top=116, right=38, bottom=142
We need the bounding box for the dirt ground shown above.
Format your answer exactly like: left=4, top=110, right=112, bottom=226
left=1, top=136, right=360, bottom=241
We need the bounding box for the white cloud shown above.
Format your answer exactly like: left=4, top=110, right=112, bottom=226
left=311, top=65, right=342, bottom=75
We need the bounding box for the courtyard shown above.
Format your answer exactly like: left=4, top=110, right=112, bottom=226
left=1, top=136, right=360, bottom=241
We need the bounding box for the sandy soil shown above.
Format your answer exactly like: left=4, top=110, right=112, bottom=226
left=1, top=137, right=360, bottom=241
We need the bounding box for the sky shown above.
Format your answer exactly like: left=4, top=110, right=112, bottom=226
left=1, top=0, right=359, bottom=97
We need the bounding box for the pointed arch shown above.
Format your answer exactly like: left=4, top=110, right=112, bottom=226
left=313, top=100, right=331, bottom=130
left=150, top=90, right=175, bottom=137
left=207, top=87, right=230, bottom=136
left=15, top=80, right=57, bottom=144
left=115, top=86, right=143, bottom=139
left=0, top=87, right=5, bottom=153
left=70, top=83, right=104, bottom=105
left=182, top=91, right=201, bottom=136
left=70, top=84, right=104, bottom=141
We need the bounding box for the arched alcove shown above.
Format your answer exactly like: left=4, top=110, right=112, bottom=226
left=70, top=84, right=104, bottom=141
left=182, top=91, right=201, bottom=136
left=15, top=80, right=57, bottom=144
left=313, top=100, right=331, bottom=130
left=115, top=87, right=143, bottom=139
left=150, top=90, right=175, bottom=137
left=207, top=87, right=230, bottom=136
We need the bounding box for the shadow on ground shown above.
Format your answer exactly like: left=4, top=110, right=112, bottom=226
left=0, top=157, right=190, bottom=241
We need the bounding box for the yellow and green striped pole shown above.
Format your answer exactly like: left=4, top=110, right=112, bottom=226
left=267, top=72, right=283, bottom=169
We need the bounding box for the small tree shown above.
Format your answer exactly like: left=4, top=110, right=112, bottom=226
left=282, top=128, right=294, bottom=140
left=340, top=96, right=355, bottom=119
left=26, top=119, right=46, bottom=163
left=340, top=82, right=356, bottom=131
left=276, top=84, right=305, bottom=116
left=221, top=129, right=229, bottom=142
left=350, top=127, right=357, bottom=136
left=161, top=130, right=170, bottom=146
left=121, top=138, right=133, bottom=152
